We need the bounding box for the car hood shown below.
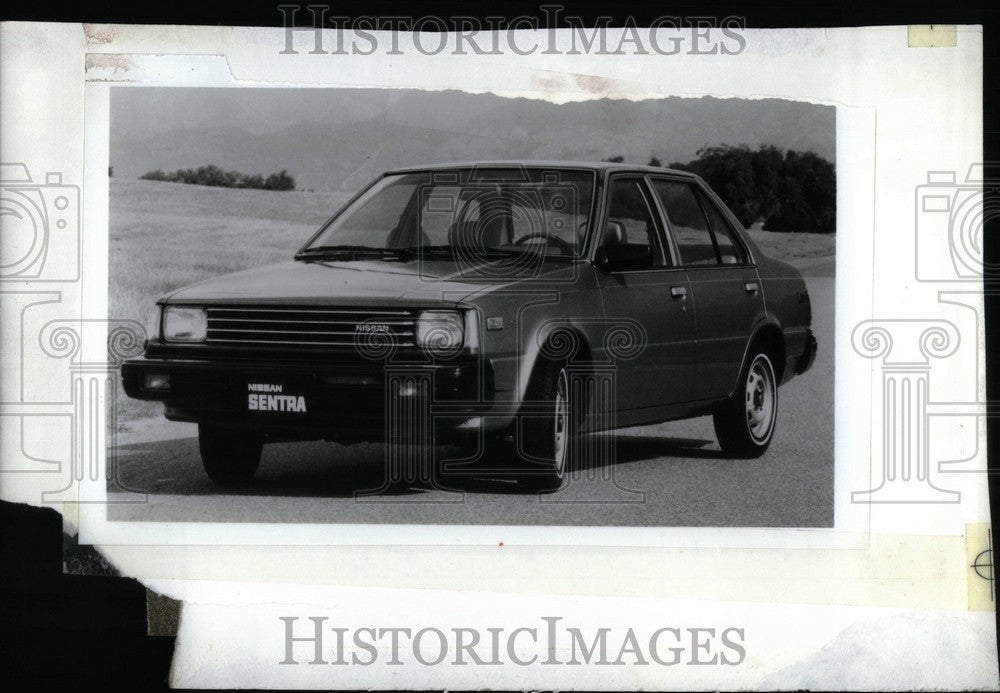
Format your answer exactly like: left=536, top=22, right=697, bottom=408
left=162, top=258, right=579, bottom=306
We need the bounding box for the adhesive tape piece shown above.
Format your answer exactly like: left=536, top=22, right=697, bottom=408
left=908, top=25, right=958, bottom=48
left=966, top=523, right=995, bottom=612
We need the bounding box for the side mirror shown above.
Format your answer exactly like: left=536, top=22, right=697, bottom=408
left=594, top=244, right=652, bottom=272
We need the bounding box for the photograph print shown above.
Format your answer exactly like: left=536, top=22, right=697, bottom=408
left=107, top=87, right=835, bottom=528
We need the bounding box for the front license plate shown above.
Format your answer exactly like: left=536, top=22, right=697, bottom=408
left=246, top=380, right=308, bottom=414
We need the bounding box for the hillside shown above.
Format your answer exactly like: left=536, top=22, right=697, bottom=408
left=111, top=91, right=836, bottom=192
left=110, top=178, right=349, bottom=337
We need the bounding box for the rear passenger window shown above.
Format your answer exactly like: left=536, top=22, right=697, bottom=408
left=651, top=180, right=717, bottom=266
left=698, top=191, right=746, bottom=265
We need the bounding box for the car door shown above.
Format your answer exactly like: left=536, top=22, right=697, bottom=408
left=596, top=175, right=697, bottom=410
left=648, top=176, right=765, bottom=401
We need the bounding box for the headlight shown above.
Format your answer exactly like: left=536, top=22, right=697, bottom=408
left=162, top=306, right=207, bottom=342
left=145, top=306, right=162, bottom=342
left=415, top=310, right=464, bottom=355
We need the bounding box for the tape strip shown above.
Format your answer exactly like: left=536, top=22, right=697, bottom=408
left=966, top=523, right=995, bottom=612
left=115, top=532, right=976, bottom=612
left=908, top=25, right=958, bottom=48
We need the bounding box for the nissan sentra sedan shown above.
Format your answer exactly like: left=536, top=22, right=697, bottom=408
left=122, top=161, right=817, bottom=490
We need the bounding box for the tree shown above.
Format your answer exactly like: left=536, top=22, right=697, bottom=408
left=264, top=169, right=295, bottom=191
left=669, top=144, right=835, bottom=234
left=647, top=156, right=663, bottom=168
left=241, top=174, right=265, bottom=189
left=604, top=155, right=625, bottom=163
left=139, top=166, right=296, bottom=192
left=766, top=150, right=836, bottom=234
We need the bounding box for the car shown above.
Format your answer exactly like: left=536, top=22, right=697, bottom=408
left=121, top=161, right=817, bottom=490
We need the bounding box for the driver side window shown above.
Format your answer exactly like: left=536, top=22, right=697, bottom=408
left=603, top=178, right=665, bottom=269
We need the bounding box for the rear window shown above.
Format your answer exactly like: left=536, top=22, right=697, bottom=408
left=650, top=179, right=717, bottom=266
left=697, top=190, right=746, bottom=265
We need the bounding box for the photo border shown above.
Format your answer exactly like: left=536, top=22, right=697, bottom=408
left=74, top=52, right=868, bottom=549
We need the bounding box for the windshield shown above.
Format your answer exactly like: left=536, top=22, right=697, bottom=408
left=301, top=168, right=596, bottom=260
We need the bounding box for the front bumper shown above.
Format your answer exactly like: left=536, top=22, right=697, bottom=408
left=121, top=356, right=496, bottom=441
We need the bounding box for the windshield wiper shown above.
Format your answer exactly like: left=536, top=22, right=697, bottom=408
left=401, top=245, right=455, bottom=257
left=481, top=246, right=580, bottom=262
left=295, top=245, right=416, bottom=261
left=298, top=244, right=579, bottom=264
left=403, top=245, right=531, bottom=261
left=403, top=245, right=581, bottom=262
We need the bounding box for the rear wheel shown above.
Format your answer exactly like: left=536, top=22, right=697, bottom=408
left=517, top=363, right=574, bottom=492
left=198, top=424, right=263, bottom=484
left=713, top=351, right=778, bottom=458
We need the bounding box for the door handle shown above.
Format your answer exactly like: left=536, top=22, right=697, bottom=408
left=670, top=286, right=687, bottom=299
left=744, top=282, right=759, bottom=294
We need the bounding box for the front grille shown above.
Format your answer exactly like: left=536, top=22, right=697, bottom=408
left=205, top=306, right=418, bottom=349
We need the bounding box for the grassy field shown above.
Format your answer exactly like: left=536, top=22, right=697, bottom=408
left=110, top=179, right=350, bottom=425
left=110, top=179, right=835, bottom=426
left=746, top=227, right=836, bottom=260
left=110, top=179, right=351, bottom=321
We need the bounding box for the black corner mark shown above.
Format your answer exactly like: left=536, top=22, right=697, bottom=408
left=0, top=501, right=174, bottom=688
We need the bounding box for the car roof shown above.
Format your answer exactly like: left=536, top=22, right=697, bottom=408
left=383, top=160, right=698, bottom=178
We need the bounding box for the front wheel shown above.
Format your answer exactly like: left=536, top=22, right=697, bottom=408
left=198, top=424, right=263, bottom=484
left=713, top=352, right=778, bottom=458
left=517, top=364, right=574, bottom=492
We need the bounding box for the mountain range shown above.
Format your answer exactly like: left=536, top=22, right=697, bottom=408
left=111, top=90, right=836, bottom=192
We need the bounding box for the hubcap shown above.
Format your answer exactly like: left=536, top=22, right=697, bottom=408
left=553, top=369, right=569, bottom=476
left=745, top=356, right=776, bottom=443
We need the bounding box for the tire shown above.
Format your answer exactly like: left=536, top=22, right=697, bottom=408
left=516, top=362, right=575, bottom=492
left=198, top=424, right=263, bottom=484
left=713, top=351, right=778, bottom=458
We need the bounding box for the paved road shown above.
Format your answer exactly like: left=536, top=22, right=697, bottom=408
left=108, top=258, right=834, bottom=527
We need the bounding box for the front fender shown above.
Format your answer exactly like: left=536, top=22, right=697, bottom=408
left=515, top=312, right=601, bottom=405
